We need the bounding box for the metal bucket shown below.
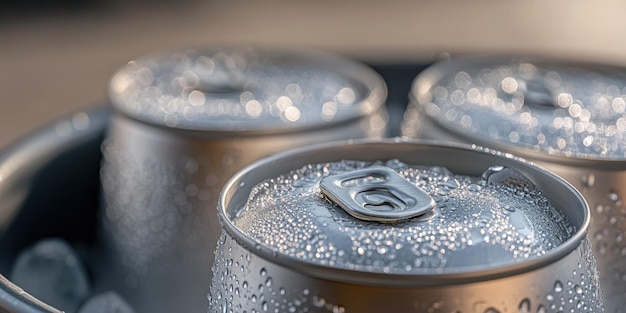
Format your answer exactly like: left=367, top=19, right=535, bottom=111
left=0, top=108, right=108, bottom=313
left=402, top=56, right=626, bottom=312
left=211, top=139, right=603, bottom=313
left=99, top=47, right=388, bottom=313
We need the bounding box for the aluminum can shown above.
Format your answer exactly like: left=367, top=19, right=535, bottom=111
left=402, top=56, right=626, bottom=311
left=99, top=47, right=387, bottom=313
left=210, top=139, right=602, bottom=313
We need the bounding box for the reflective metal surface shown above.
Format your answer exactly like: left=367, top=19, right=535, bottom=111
left=100, top=47, right=387, bottom=313
left=211, top=139, right=603, bottom=313
left=0, top=61, right=429, bottom=313
left=0, top=54, right=611, bottom=312
left=403, top=56, right=626, bottom=311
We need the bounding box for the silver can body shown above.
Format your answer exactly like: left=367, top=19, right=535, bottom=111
left=99, top=47, right=387, bottom=313
left=211, top=140, right=602, bottom=313
left=402, top=56, right=626, bottom=311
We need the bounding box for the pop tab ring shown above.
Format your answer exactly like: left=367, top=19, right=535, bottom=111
left=320, top=166, right=435, bottom=223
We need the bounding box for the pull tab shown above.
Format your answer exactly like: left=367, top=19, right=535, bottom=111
left=192, top=55, right=247, bottom=94
left=521, top=78, right=555, bottom=109
left=320, top=166, right=435, bottom=223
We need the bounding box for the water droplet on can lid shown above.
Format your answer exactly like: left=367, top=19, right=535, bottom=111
left=230, top=159, right=575, bottom=275
left=409, top=57, right=626, bottom=160
left=518, top=298, right=531, bottom=312
left=108, top=47, right=383, bottom=133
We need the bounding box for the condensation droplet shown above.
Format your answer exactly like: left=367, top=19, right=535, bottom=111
left=595, top=205, right=604, bottom=214
left=332, top=306, right=346, bottom=313
left=519, top=298, right=530, bottom=313
left=581, top=174, right=595, bottom=188
left=313, top=295, right=326, bottom=308
left=575, top=284, right=583, bottom=294
left=554, top=280, right=563, bottom=292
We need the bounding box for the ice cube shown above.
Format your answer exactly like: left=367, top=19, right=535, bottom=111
left=78, top=292, right=135, bottom=313
left=11, top=238, right=90, bottom=313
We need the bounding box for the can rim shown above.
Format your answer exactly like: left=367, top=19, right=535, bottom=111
left=108, top=46, right=387, bottom=135
left=218, top=138, right=590, bottom=287
left=408, top=55, right=626, bottom=166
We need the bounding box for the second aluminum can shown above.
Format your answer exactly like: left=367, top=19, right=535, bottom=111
left=98, top=47, right=387, bottom=313
left=402, top=56, right=626, bottom=311
left=210, top=139, right=603, bottom=313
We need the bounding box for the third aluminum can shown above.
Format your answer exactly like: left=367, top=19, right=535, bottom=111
left=210, top=139, right=602, bottom=313
left=98, top=47, right=387, bottom=313
left=402, top=56, right=626, bottom=311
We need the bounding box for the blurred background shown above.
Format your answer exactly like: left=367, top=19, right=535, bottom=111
left=2, top=0, right=626, bottom=149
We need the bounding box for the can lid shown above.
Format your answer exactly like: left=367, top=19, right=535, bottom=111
left=411, top=57, right=626, bottom=160
left=108, top=47, right=385, bottom=133
left=230, top=156, right=576, bottom=275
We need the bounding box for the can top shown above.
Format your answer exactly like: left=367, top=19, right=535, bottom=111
left=108, top=47, right=386, bottom=133
left=220, top=140, right=587, bottom=285
left=410, top=56, right=626, bottom=161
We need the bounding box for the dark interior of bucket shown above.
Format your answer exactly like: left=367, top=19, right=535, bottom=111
left=0, top=134, right=102, bottom=278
